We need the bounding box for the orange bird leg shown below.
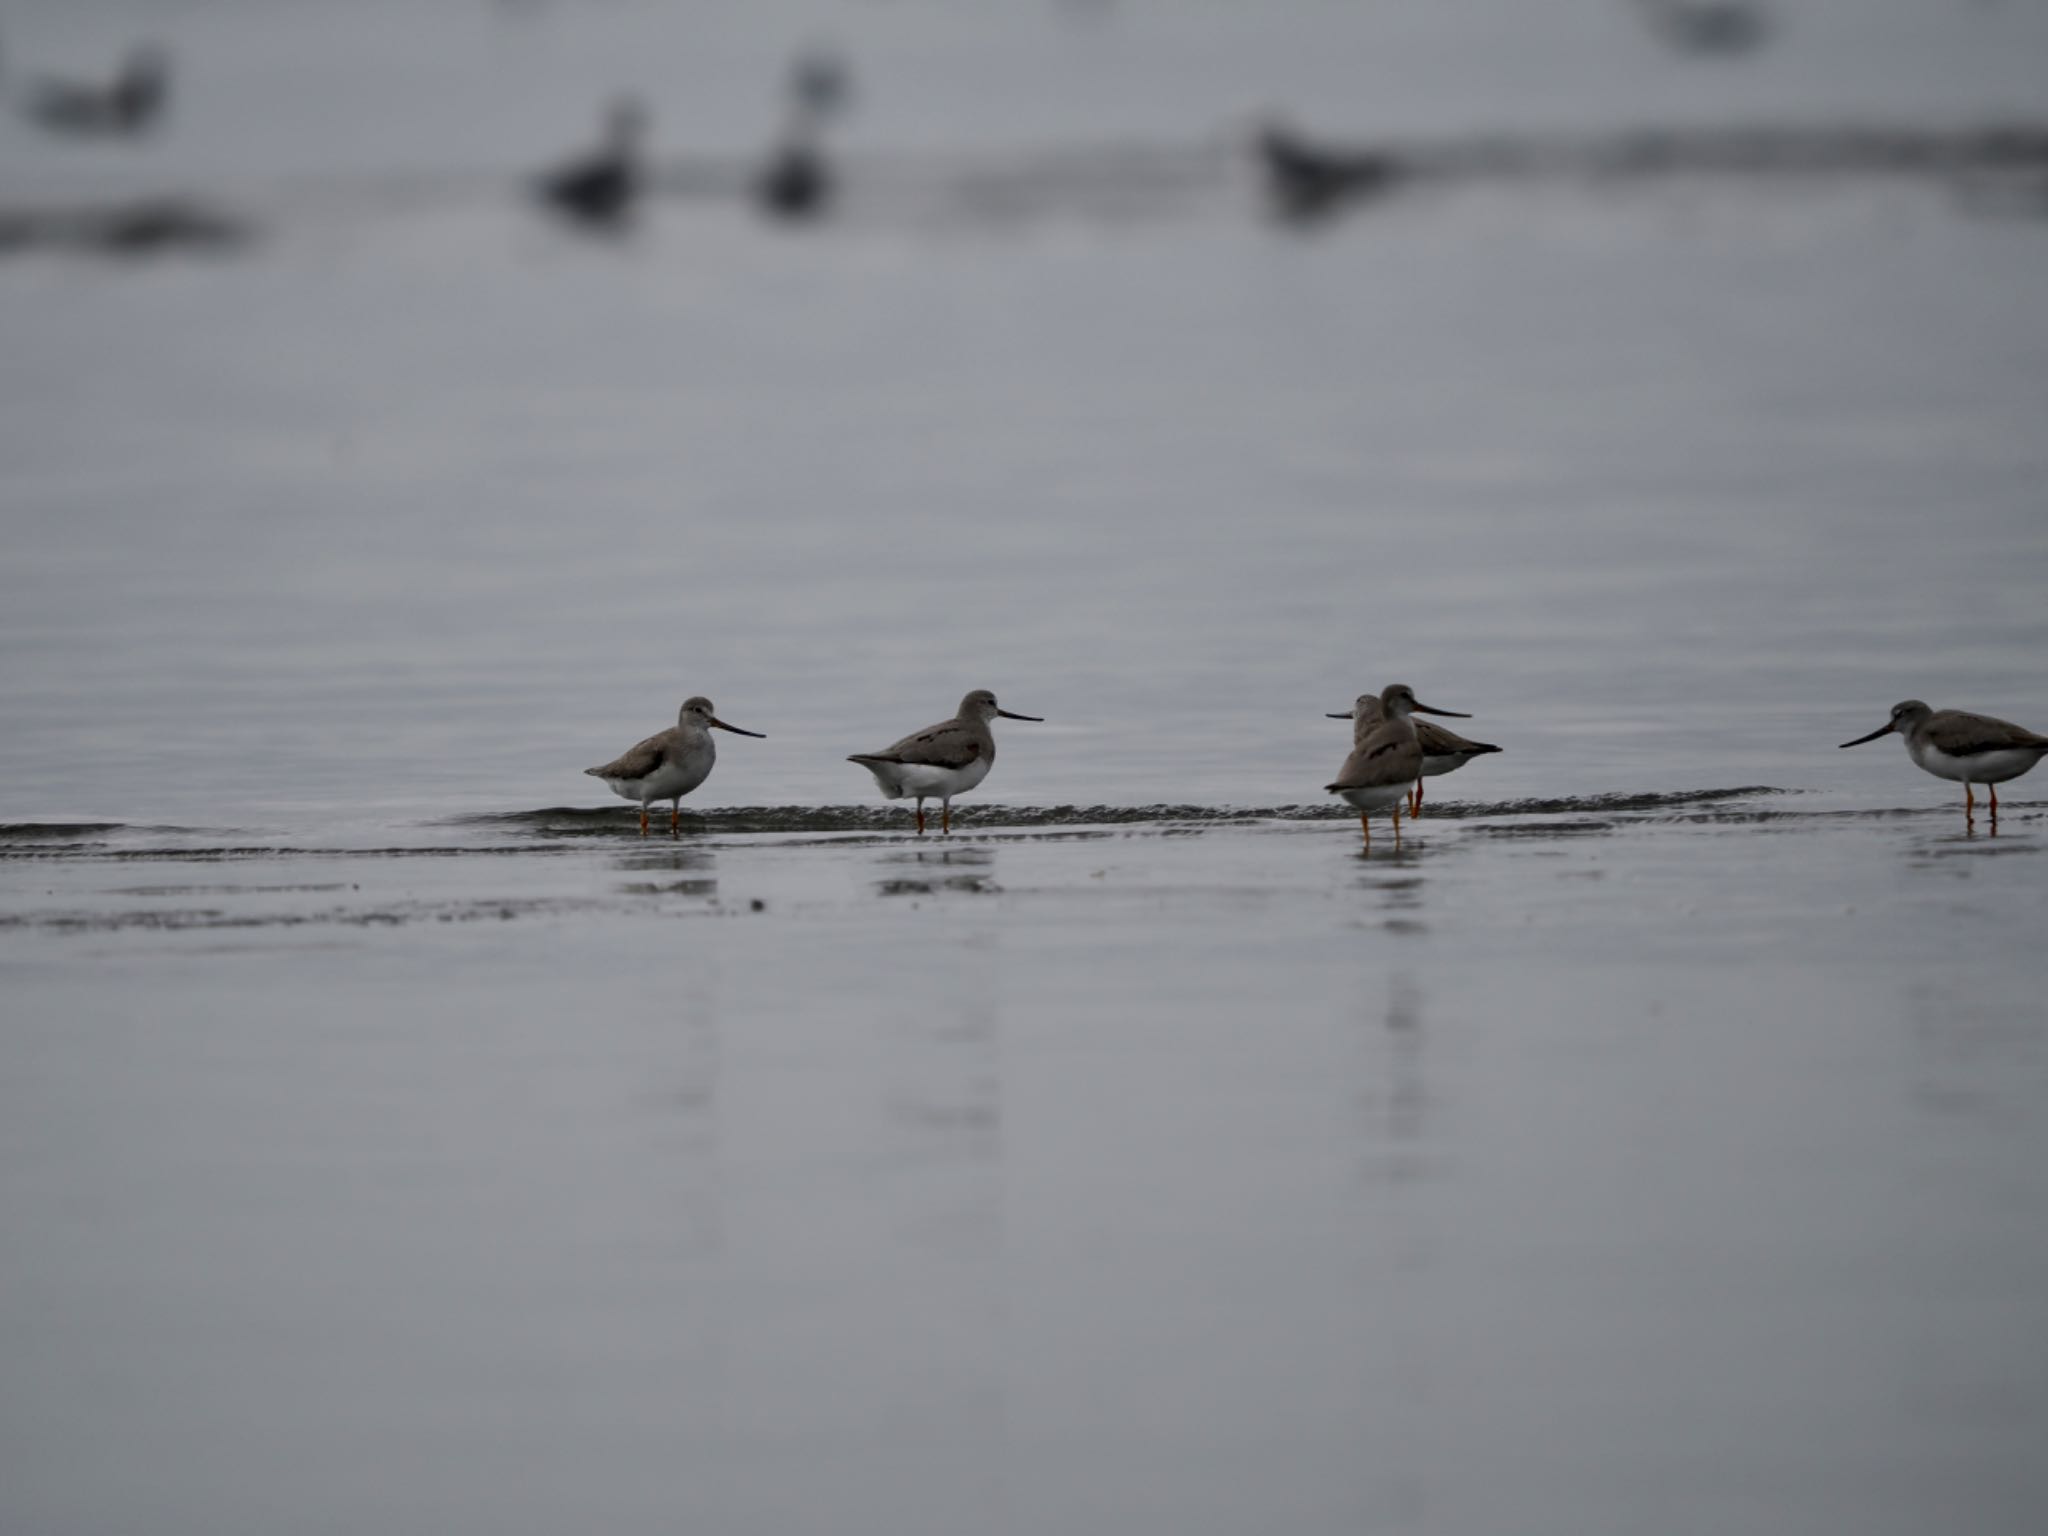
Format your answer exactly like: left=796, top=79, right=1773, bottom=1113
left=1359, top=813, right=1371, bottom=849
left=638, top=806, right=650, bottom=838
left=1411, top=780, right=1423, bottom=818
left=942, top=803, right=952, bottom=835
left=1392, top=804, right=1404, bottom=848
left=1990, top=783, right=2000, bottom=817
left=915, top=801, right=927, bottom=836
left=1965, top=784, right=1976, bottom=816
left=670, top=804, right=682, bottom=839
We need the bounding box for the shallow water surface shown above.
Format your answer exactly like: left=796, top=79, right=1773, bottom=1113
left=3, top=798, right=2047, bottom=1535
left=5, top=1, right=2048, bottom=1532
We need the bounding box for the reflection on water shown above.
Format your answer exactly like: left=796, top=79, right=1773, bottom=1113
left=617, top=875, right=719, bottom=897
left=1359, top=970, right=1434, bottom=1188
left=881, top=935, right=1005, bottom=1207
left=1352, top=966, right=1436, bottom=1528
left=615, top=844, right=720, bottom=899
left=1908, top=826, right=2048, bottom=872
left=670, top=956, right=724, bottom=1125
left=1356, top=862, right=1430, bottom=936
left=875, top=845, right=1000, bottom=899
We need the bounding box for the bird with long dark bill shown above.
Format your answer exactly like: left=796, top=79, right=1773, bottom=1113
left=587, top=695, right=763, bottom=838
left=1839, top=700, right=2048, bottom=822
left=849, top=689, right=1041, bottom=835
left=1328, top=693, right=1500, bottom=817
left=1326, top=683, right=1470, bottom=849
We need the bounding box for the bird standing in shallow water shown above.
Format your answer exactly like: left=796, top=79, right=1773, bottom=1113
left=587, top=696, right=764, bottom=838
left=1839, top=700, right=2048, bottom=824
left=1329, top=695, right=1501, bottom=817
left=25, top=45, right=169, bottom=138
left=1326, top=684, right=1470, bottom=850
left=849, top=689, right=1041, bottom=835
left=753, top=49, right=848, bottom=222
left=536, top=99, right=646, bottom=230
left=1252, top=117, right=1400, bottom=224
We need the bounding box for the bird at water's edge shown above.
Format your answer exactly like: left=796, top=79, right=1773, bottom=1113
left=587, top=696, right=764, bottom=838
left=1839, top=700, right=2048, bottom=823
left=1327, top=684, right=1470, bottom=849
left=1329, top=695, right=1500, bottom=817
left=849, top=689, right=1041, bottom=835
left=23, top=45, right=169, bottom=138
left=536, top=99, right=647, bottom=229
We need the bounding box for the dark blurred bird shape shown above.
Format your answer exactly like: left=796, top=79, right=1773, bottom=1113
left=752, top=50, right=850, bottom=223
left=535, top=98, right=646, bottom=229
left=0, top=196, right=251, bottom=259
left=789, top=47, right=853, bottom=121
left=1252, top=118, right=1401, bottom=224
left=754, top=128, right=832, bottom=221
left=24, top=45, right=170, bottom=137
left=1632, top=0, right=1774, bottom=58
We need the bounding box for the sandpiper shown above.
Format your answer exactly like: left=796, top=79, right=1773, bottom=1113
left=1328, top=695, right=1501, bottom=816
left=1251, top=117, right=1401, bottom=224
left=536, top=98, right=646, bottom=229
left=24, top=45, right=169, bottom=138
left=753, top=50, right=844, bottom=223
left=1326, top=684, right=1470, bottom=849
left=586, top=696, right=763, bottom=838
left=1839, top=700, right=2048, bottom=820
left=849, top=689, right=1041, bottom=834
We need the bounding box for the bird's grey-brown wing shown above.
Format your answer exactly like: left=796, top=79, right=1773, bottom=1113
left=1326, top=744, right=1373, bottom=792
left=1416, top=719, right=1502, bottom=757
left=1927, top=710, right=2048, bottom=755
left=587, top=728, right=674, bottom=781
left=1327, top=732, right=1419, bottom=792
left=852, top=718, right=985, bottom=770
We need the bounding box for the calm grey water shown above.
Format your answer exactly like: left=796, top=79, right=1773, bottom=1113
left=4, top=2, right=2048, bottom=1533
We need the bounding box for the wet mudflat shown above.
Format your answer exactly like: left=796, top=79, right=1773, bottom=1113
left=3, top=795, right=2046, bottom=1535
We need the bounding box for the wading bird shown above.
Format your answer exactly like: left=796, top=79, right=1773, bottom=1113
left=1326, top=684, right=1470, bottom=849
left=25, top=45, right=169, bottom=138
left=587, top=696, right=763, bottom=838
left=1839, top=700, right=2048, bottom=823
left=535, top=99, right=646, bottom=230
left=1329, top=695, right=1501, bottom=816
left=849, top=689, right=1041, bottom=835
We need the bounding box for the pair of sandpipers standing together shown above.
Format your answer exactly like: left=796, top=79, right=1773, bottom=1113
left=586, top=689, right=1040, bottom=839
left=1320, top=686, right=2048, bottom=845
left=586, top=687, right=2048, bottom=843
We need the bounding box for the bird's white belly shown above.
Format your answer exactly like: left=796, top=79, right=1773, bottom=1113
left=605, top=755, right=711, bottom=805
left=1910, top=741, right=2043, bottom=785
left=1333, top=782, right=1410, bottom=814
left=866, top=756, right=992, bottom=801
